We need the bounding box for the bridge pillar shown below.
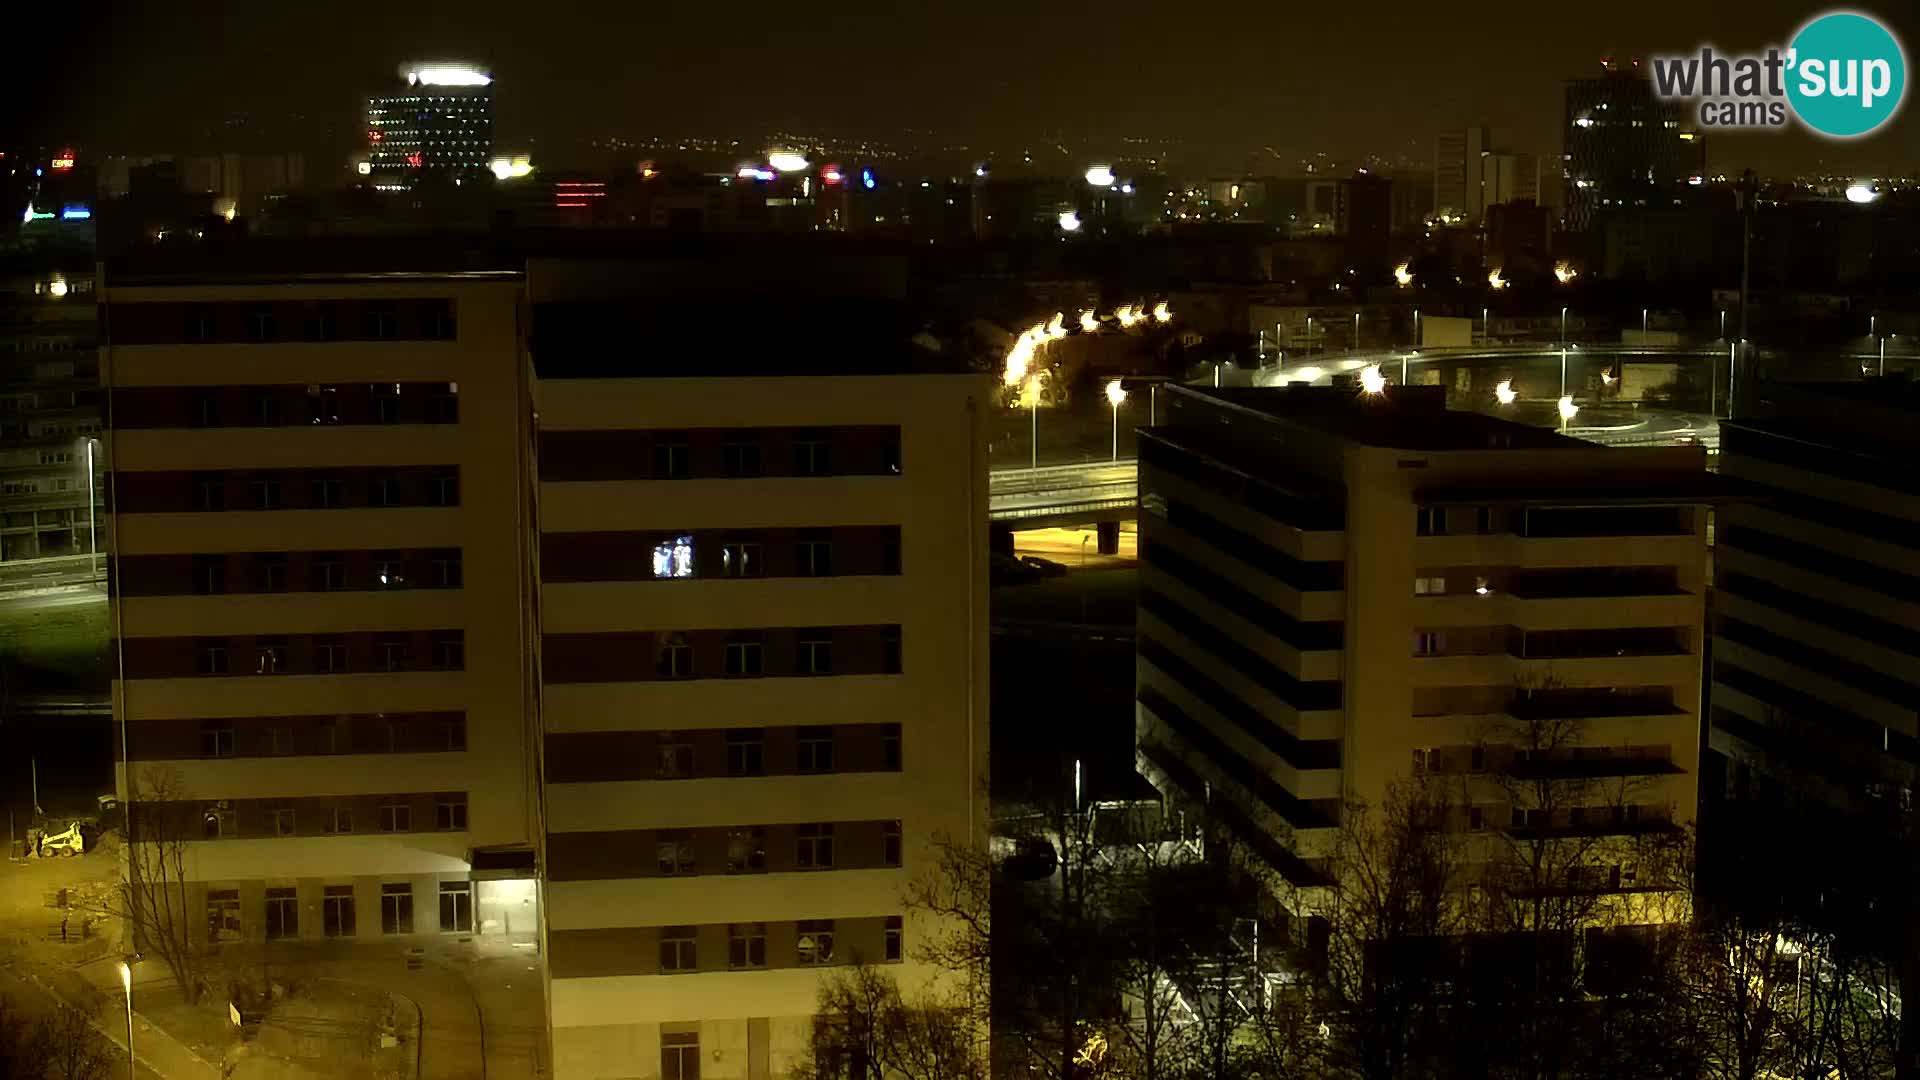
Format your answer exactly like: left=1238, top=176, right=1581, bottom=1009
left=990, top=523, right=1015, bottom=557
left=1096, top=521, right=1120, bottom=555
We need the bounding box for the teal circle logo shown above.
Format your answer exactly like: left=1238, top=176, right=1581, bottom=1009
left=1787, top=12, right=1906, bottom=138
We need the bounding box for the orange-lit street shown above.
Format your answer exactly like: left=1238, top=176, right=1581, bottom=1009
left=1010, top=525, right=1137, bottom=568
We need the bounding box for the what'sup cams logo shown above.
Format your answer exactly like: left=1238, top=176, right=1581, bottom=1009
left=1651, top=10, right=1906, bottom=138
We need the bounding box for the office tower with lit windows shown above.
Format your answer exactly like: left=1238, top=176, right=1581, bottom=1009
left=104, top=255, right=542, bottom=951
left=1135, top=385, right=1711, bottom=925
left=528, top=254, right=989, bottom=1080
left=1563, top=61, right=1698, bottom=231
left=366, top=64, right=495, bottom=187
left=0, top=257, right=103, bottom=562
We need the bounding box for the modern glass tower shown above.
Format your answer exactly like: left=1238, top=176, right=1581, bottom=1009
left=367, top=64, right=495, bottom=187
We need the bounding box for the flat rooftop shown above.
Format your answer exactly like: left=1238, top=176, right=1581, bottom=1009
left=1195, top=385, right=1587, bottom=452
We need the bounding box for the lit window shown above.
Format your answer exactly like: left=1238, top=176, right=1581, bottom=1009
left=652, top=534, right=695, bottom=579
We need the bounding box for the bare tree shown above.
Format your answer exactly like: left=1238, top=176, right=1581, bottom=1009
left=36, top=1004, right=111, bottom=1080
left=795, top=964, right=985, bottom=1080
left=112, top=765, right=208, bottom=1004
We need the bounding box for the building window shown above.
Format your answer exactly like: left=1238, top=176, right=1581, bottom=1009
left=656, top=634, right=693, bottom=678
left=727, top=827, right=767, bottom=873
left=371, top=384, right=402, bottom=424
left=429, top=384, right=458, bottom=424
left=721, top=541, right=761, bottom=578
left=437, top=714, right=466, bottom=751
left=724, top=636, right=763, bottom=677
left=797, top=534, right=833, bottom=577
left=307, top=386, right=341, bottom=426
left=653, top=434, right=689, bottom=479
left=657, top=831, right=696, bottom=875
left=315, top=636, right=348, bottom=673
left=794, top=431, right=832, bottom=476
left=426, top=301, right=456, bottom=341
left=661, top=1032, right=700, bottom=1080
left=883, top=628, right=902, bottom=674
left=660, top=926, right=697, bottom=972
left=192, top=472, right=224, bottom=511
left=375, top=637, right=411, bottom=672
left=323, top=804, right=353, bottom=834
left=314, top=555, right=347, bottom=591
left=196, top=640, right=230, bottom=676
left=884, top=820, right=903, bottom=867
left=721, top=433, right=763, bottom=477
left=380, top=883, right=413, bottom=934
left=368, top=473, right=401, bottom=508
left=435, top=797, right=467, bottom=831
left=202, top=805, right=234, bottom=839
left=797, top=823, right=835, bottom=869
left=265, top=727, right=294, bottom=755
left=323, top=886, right=355, bottom=938
left=431, top=631, right=464, bottom=670
left=381, top=802, right=412, bottom=833
left=254, top=392, right=284, bottom=426
left=714, top=924, right=769, bottom=979
left=248, top=309, right=276, bottom=343
left=1413, top=576, right=1447, bottom=596
left=726, top=730, right=764, bottom=776
left=304, top=306, right=337, bottom=342
left=200, top=721, right=234, bottom=758
left=884, top=915, right=903, bottom=961
left=207, top=890, right=241, bottom=942
left=652, top=534, right=696, bottom=579
left=882, top=431, right=902, bottom=474
left=255, top=637, right=288, bottom=674
left=431, top=550, right=462, bottom=588
left=270, top=806, right=296, bottom=836
left=796, top=919, right=836, bottom=965
left=1475, top=506, right=1495, bottom=534
left=657, top=738, right=694, bottom=779
left=191, top=392, right=221, bottom=429
left=368, top=306, right=397, bottom=340
left=191, top=555, right=226, bottom=595
left=187, top=313, right=214, bottom=344
left=265, top=887, right=298, bottom=939
left=1416, top=507, right=1448, bottom=536
left=429, top=470, right=459, bottom=507
left=1413, top=631, right=1443, bottom=657
left=797, top=727, right=835, bottom=772
left=438, top=881, right=472, bottom=933
left=382, top=716, right=408, bottom=752
left=882, top=530, right=901, bottom=574
left=797, top=630, right=833, bottom=675
left=310, top=476, right=346, bottom=508
left=256, top=555, right=288, bottom=592
left=881, top=724, right=901, bottom=771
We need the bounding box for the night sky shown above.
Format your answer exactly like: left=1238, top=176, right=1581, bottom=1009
left=12, top=0, right=1918, bottom=177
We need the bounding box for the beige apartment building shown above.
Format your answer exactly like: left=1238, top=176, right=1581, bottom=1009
left=104, top=263, right=543, bottom=946
left=1135, top=385, right=1711, bottom=922
left=528, top=257, right=991, bottom=1079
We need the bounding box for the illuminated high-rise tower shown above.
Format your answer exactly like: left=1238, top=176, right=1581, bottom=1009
left=366, top=64, right=494, bottom=188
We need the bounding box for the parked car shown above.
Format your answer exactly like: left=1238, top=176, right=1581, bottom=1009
left=1018, top=555, right=1069, bottom=578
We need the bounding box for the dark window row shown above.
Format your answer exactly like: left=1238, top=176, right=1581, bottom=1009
left=541, top=527, right=899, bottom=583
left=1139, top=433, right=1345, bottom=533
left=1726, top=475, right=1920, bottom=555
left=111, top=467, right=460, bottom=513
left=1506, top=566, right=1683, bottom=599
left=1136, top=739, right=1331, bottom=889
left=210, top=880, right=473, bottom=941
left=1139, top=587, right=1343, bottom=711
left=108, top=299, right=456, bottom=345
left=546, top=723, right=900, bottom=784
left=1141, top=539, right=1343, bottom=651
left=1713, top=661, right=1918, bottom=765
left=130, top=791, right=467, bottom=842
left=1412, top=743, right=1679, bottom=780
left=1515, top=625, right=1690, bottom=660
left=542, top=625, right=901, bottom=684
left=111, top=383, right=459, bottom=429
left=115, top=549, right=461, bottom=597
left=1508, top=505, right=1692, bottom=539
left=120, top=630, right=464, bottom=679
left=1162, top=497, right=1344, bottom=592
left=1722, top=523, right=1920, bottom=605
left=121, top=712, right=466, bottom=762
left=1718, top=616, right=1920, bottom=709
left=1139, top=635, right=1341, bottom=772
left=547, top=819, right=902, bottom=881
left=547, top=916, right=903, bottom=980
left=1505, top=685, right=1681, bottom=721
left=540, top=426, right=901, bottom=482
left=1719, top=571, right=1920, bottom=656
left=1138, top=686, right=1339, bottom=830
left=1725, top=424, right=1920, bottom=498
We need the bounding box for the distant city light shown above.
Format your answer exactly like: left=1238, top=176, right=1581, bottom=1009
left=975, top=165, right=988, bottom=178
left=1084, top=165, right=1116, bottom=188
left=767, top=150, right=810, bottom=173
left=1295, top=366, right=1323, bottom=383
left=1152, top=301, right=1172, bottom=323
left=50, top=152, right=75, bottom=170
left=489, top=156, right=533, bottom=180
left=1358, top=365, right=1386, bottom=395
left=1557, top=395, right=1579, bottom=421
left=1119, top=183, right=1134, bottom=195
left=1114, top=304, right=1141, bottom=328
left=1495, top=380, right=1517, bottom=405
left=1601, top=368, right=1617, bottom=386
left=736, top=166, right=775, bottom=182
left=1393, top=263, right=1414, bottom=287
left=60, top=206, right=90, bottom=220
left=1106, top=379, right=1127, bottom=407
left=1079, top=310, right=1098, bottom=333
left=409, top=66, right=491, bottom=86
left=356, top=161, right=372, bottom=176
left=1057, top=210, right=1083, bottom=232
left=1554, top=262, right=1578, bottom=284
left=46, top=278, right=68, bottom=298
left=821, top=166, right=843, bottom=185
left=861, top=168, right=876, bottom=190
left=1488, top=269, right=1508, bottom=290
left=1046, top=312, right=1067, bottom=340
left=1846, top=182, right=1880, bottom=204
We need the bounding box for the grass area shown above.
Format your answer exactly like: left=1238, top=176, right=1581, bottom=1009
left=0, top=595, right=109, bottom=692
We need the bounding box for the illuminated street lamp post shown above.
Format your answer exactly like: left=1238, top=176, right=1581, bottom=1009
left=1560, top=306, right=1569, bottom=350
left=1305, top=316, right=1314, bottom=356
left=118, top=961, right=133, bottom=1080
left=1352, top=311, right=1361, bottom=353
left=83, top=438, right=98, bottom=584
left=1482, top=306, right=1490, bottom=346
left=1106, top=379, right=1127, bottom=461
left=1642, top=308, right=1649, bottom=335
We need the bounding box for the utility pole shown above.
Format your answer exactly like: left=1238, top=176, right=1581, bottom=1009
left=1735, top=168, right=1756, bottom=418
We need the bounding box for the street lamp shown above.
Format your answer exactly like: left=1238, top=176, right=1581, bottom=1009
left=1025, top=374, right=1044, bottom=470
left=1560, top=306, right=1569, bottom=349
left=1495, top=379, right=1517, bottom=405
left=1352, top=311, right=1361, bottom=353
left=83, top=438, right=98, bottom=584
left=1305, top=316, right=1314, bottom=356
left=1558, top=395, right=1579, bottom=427
left=1482, top=306, right=1490, bottom=346
left=1106, top=379, right=1127, bottom=461
left=118, top=961, right=133, bottom=1080
left=1358, top=365, right=1386, bottom=395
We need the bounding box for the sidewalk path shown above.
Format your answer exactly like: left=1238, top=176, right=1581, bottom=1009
left=0, top=961, right=215, bottom=1080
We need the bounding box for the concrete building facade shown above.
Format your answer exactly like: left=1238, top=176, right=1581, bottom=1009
left=1134, top=385, right=1710, bottom=925
left=0, top=259, right=104, bottom=563
left=104, top=266, right=542, bottom=949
